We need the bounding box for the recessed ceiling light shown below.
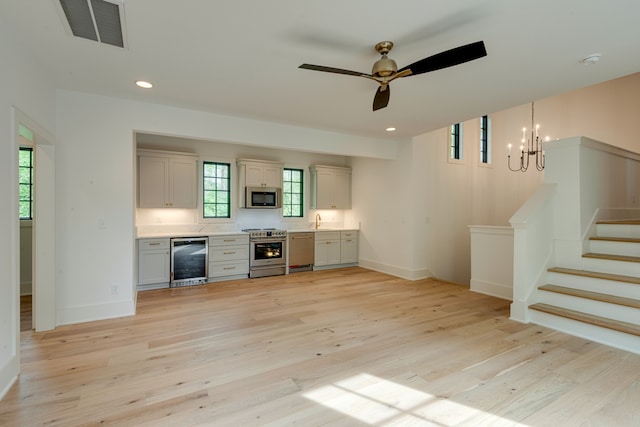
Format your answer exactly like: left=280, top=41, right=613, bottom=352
left=580, top=54, right=601, bottom=64
left=385, top=127, right=396, bottom=132
left=136, top=80, right=153, bottom=89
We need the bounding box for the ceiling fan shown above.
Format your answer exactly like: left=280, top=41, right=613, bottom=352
left=299, top=40, right=487, bottom=111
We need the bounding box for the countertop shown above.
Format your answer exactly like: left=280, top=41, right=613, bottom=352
left=137, top=229, right=358, bottom=239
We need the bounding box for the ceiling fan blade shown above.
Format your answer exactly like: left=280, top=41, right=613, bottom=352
left=373, top=85, right=390, bottom=111
left=399, top=41, right=486, bottom=76
left=299, top=64, right=370, bottom=77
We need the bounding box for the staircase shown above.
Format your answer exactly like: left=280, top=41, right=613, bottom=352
left=529, top=220, right=640, bottom=354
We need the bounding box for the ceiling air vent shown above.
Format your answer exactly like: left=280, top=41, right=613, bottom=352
left=58, top=0, right=125, bottom=48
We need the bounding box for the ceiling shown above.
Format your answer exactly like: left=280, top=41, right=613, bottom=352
left=3, top=0, right=640, bottom=140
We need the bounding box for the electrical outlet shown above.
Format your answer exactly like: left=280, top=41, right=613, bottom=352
left=111, top=285, right=118, bottom=295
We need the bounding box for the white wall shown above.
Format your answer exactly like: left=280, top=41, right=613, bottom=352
left=0, top=23, right=56, bottom=398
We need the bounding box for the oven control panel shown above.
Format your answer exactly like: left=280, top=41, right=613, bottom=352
left=243, top=229, right=287, bottom=238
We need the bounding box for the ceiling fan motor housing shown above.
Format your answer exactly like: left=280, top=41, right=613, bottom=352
left=372, top=56, right=397, bottom=77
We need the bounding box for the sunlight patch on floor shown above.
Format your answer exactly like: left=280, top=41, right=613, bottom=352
left=303, top=373, right=530, bottom=426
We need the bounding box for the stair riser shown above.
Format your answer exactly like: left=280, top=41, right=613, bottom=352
left=597, top=223, right=640, bottom=239
left=537, top=291, right=640, bottom=325
left=546, top=272, right=640, bottom=299
left=529, top=309, right=640, bottom=355
left=582, top=257, right=640, bottom=277
left=590, top=240, right=640, bottom=257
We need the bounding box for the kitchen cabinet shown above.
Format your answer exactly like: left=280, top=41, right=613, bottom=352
left=314, top=231, right=341, bottom=266
left=237, top=159, right=284, bottom=208
left=310, top=165, right=351, bottom=209
left=208, top=234, right=250, bottom=280
left=138, top=149, right=198, bottom=208
left=238, top=159, right=283, bottom=188
left=340, top=230, right=358, bottom=264
left=138, top=238, right=170, bottom=289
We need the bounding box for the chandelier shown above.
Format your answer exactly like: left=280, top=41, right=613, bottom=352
left=507, top=101, right=548, bottom=172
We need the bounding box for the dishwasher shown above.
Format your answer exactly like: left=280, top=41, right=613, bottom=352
left=288, top=232, right=315, bottom=273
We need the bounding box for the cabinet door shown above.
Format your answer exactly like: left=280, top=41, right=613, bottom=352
left=315, top=238, right=340, bottom=265
left=138, top=156, right=168, bottom=208
left=332, top=170, right=351, bottom=209
left=245, top=164, right=266, bottom=187
left=169, top=158, right=197, bottom=208
left=314, top=240, right=329, bottom=266
left=340, top=237, right=358, bottom=263
left=138, top=249, right=170, bottom=285
left=315, top=169, right=335, bottom=209
left=326, top=239, right=341, bottom=264
left=262, top=166, right=282, bottom=188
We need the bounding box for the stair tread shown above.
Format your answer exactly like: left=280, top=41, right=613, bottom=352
left=530, top=303, right=640, bottom=336
left=548, top=267, right=640, bottom=284
left=583, top=252, right=640, bottom=263
left=539, top=284, right=640, bottom=309
left=590, top=236, right=640, bottom=243
left=597, top=219, right=640, bottom=225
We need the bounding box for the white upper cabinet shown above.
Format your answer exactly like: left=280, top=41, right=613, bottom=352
left=138, top=149, right=198, bottom=208
left=237, top=159, right=284, bottom=208
left=310, top=165, right=351, bottom=210
left=238, top=159, right=283, bottom=188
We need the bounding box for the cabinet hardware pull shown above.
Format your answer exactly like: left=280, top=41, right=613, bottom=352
left=223, top=239, right=235, bottom=242
left=148, top=242, right=160, bottom=246
left=223, top=267, right=236, bottom=270
left=223, top=251, right=236, bottom=255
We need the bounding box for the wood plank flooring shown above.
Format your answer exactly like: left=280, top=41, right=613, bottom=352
left=2, top=267, right=640, bottom=426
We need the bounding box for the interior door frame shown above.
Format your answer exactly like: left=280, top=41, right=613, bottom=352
left=13, top=107, right=56, bottom=332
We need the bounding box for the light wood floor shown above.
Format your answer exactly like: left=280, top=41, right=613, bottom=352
left=2, top=267, right=639, bottom=426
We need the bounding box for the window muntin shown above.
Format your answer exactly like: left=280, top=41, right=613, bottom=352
left=283, top=168, right=303, bottom=217
left=450, top=123, right=462, bottom=160
left=19, top=147, right=33, bottom=220
left=480, top=115, right=491, bottom=164
left=203, top=161, right=231, bottom=218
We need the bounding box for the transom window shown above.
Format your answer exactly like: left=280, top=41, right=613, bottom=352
left=283, top=168, right=303, bottom=217
left=480, top=115, right=491, bottom=164
left=203, top=161, right=230, bottom=218
left=19, top=147, right=33, bottom=220
left=450, top=123, right=462, bottom=160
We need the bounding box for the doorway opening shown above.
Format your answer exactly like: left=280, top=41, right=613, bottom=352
left=18, top=125, right=34, bottom=331
left=13, top=107, right=56, bottom=334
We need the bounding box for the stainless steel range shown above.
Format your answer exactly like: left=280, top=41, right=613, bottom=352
left=243, top=228, right=287, bottom=278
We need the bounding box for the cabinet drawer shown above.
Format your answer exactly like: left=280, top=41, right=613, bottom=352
left=210, top=234, right=249, bottom=246
left=209, top=260, right=249, bottom=277
left=210, top=245, right=249, bottom=261
left=139, top=238, right=170, bottom=250
left=315, top=231, right=341, bottom=241
left=340, top=231, right=358, bottom=239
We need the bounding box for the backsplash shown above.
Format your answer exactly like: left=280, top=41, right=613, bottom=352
left=136, top=207, right=357, bottom=235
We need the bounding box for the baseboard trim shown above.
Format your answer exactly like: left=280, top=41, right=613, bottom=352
left=0, top=355, right=19, bottom=400
left=470, top=279, right=512, bottom=301
left=56, top=299, right=135, bottom=327
left=357, top=258, right=432, bottom=281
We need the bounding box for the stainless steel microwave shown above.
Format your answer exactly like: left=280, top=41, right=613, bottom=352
left=245, top=187, right=282, bottom=208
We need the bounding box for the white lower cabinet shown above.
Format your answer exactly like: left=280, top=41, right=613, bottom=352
left=209, top=234, right=250, bottom=280
left=314, top=231, right=341, bottom=267
left=340, top=231, right=358, bottom=264
left=138, top=238, right=170, bottom=290
left=314, top=230, right=358, bottom=268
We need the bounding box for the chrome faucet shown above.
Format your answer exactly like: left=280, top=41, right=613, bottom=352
left=315, top=213, right=321, bottom=229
